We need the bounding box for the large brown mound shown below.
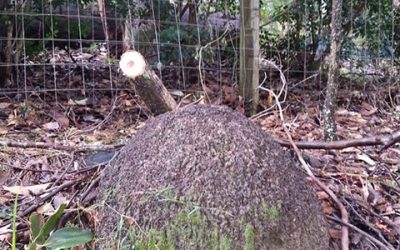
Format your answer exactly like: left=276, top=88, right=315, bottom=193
left=96, top=105, right=329, bottom=249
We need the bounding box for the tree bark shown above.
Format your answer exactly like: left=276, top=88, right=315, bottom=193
left=119, top=51, right=177, bottom=115
left=239, top=0, right=260, bottom=116
left=322, top=0, right=343, bottom=141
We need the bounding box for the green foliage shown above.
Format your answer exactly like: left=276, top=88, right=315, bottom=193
left=262, top=203, right=279, bottom=221
left=244, top=224, right=255, bottom=250
left=125, top=209, right=235, bottom=250
left=2, top=0, right=399, bottom=74
left=0, top=15, right=10, bottom=36
left=259, top=0, right=400, bottom=70
left=341, top=0, right=398, bottom=58
left=28, top=204, right=67, bottom=249
left=210, top=0, right=240, bottom=14
left=10, top=200, right=92, bottom=250
left=11, top=195, right=18, bottom=250
left=115, top=187, right=236, bottom=249
left=42, top=227, right=93, bottom=249
left=25, top=15, right=91, bottom=56
left=156, top=24, right=211, bottom=66
left=106, top=0, right=173, bottom=19
left=25, top=27, right=56, bottom=57
left=27, top=204, right=93, bottom=250
left=29, top=213, right=41, bottom=249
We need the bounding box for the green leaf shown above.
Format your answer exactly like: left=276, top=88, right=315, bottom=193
left=43, top=227, right=93, bottom=249
left=30, top=213, right=41, bottom=240
left=26, top=243, right=37, bottom=250
left=33, top=204, right=66, bottom=243
left=28, top=213, right=42, bottom=249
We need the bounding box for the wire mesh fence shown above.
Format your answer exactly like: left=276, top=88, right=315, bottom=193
left=0, top=0, right=399, bottom=109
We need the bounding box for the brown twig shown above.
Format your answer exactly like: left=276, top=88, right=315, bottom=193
left=81, top=176, right=100, bottom=204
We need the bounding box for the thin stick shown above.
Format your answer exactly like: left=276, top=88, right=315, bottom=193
left=198, top=24, right=230, bottom=103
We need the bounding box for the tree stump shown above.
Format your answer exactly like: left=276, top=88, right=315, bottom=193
left=96, top=105, right=329, bottom=249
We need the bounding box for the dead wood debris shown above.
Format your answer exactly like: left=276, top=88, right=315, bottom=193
left=277, top=130, right=400, bottom=151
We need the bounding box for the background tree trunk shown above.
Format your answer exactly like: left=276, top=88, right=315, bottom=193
left=239, top=0, right=260, bottom=116
left=322, top=0, right=343, bottom=141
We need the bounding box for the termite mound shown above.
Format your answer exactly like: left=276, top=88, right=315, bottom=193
left=96, top=105, right=329, bottom=249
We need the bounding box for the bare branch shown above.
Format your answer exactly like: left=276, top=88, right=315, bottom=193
left=276, top=130, right=400, bottom=151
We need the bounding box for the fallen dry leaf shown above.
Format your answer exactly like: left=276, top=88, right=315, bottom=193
left=328, top=228, right=342, bottom=239
left=361, top=102, right=378, bottom=116
left=53, top=194, right=68, bottom=208
left=316, top=191, right=330, bottom=200
left=43, top=121, right=60, bottom=131
left=0, top=196, right=9, bottom=205
left=0, top=126, right=8, bottom=135
left=49, top=109, right=70, bottom=129
left=0, top=224, right=11, bottom=241
left=356, top=153, right=376, bottom=166
left=0, top=167, right=10, bottom=187
left=0, top=103, right=11, bottom=109
left=36, top=202, right=54, bottom=215
left=3, top=183, right=51, bottom=196
left=322, top=201, right=334, bottom=215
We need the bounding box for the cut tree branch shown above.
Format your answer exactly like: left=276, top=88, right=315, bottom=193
left=119, top=50, right=177, bottom=115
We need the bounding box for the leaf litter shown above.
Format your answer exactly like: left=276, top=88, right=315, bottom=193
left=0, top=49, right=399, bottom=248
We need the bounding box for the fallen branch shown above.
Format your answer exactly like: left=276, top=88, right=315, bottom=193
left=4, top=130, right=398, bottom=153
left=0, top=140, right=123, bottom=152
left=276, top=130, right=400, bottom=151
left=259, top=65, right=350, bottom=250
left=279, top=113, right=350, bottom=250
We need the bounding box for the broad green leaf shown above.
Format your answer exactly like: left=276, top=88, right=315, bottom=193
left=33, top=204, right=66, bottom=243
left=43, top=227, right=93, bottom=249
